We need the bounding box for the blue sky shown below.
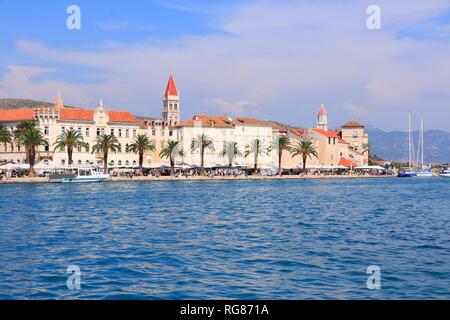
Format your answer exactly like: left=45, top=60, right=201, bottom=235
left=1, top=0, right=450, bottom=130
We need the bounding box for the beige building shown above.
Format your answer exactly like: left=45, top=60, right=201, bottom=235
left=1, top=74, right=369, bottom=171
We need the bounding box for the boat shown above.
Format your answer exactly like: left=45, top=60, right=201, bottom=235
left=415, top=118, right=434, bottom=177
left=440, top=169, right=450, bottom=178
left=49, top=167, right=110, bottom=183
left=398, top=112, right=418, bottom=177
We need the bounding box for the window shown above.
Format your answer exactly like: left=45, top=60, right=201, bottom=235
left=78, top=160, right=82, bottom=165
left=160, top=130, right=164, bottom=136
left=174, top=104, right=178, bottom=110
left=110, top=160, right=115, bottom=166
left=97, top=128, right=101, bottom=136
left=118, top=128, right=122, bottom=138
left=152, top=129, right=156, bottom=136
left=44, top=126, right=49, bottom=135
left=101, top=128, right=105, bottom=135
left=44, top=144, right=50, bottom=152
left=353, top=131, right=358, bottom=138
left=125, top=129, right=129, bottom=138
left=77, top=146, right=82, bottom=152
left=333, top=138, right=336, bottom=145
left=133, top=160, right=137, bottom=166
left=86, top=128, right=90, bottom=137
left=78, top=127, right=82, bottom=133
left=70, top=127, right=74, bottom=131
left=111, top=129, right=115, bottom=136
left=161, top=142, right=165, bottom=149
left=118, top=160, right=122, bottom=166
left=61, top=127, right=66, bottom=134
left=125, top=160, right=130, bottom=166
left=169, top=131, right=173, bottom=137
left=133, top=129, right=137, bottom=137
left=61, top=159, right=66, bottom=165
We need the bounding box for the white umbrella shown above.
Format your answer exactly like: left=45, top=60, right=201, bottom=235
left=355, top=165, right=385, bottom=170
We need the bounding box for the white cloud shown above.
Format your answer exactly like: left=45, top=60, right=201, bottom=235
left=2, top=0, right=450, bottom=130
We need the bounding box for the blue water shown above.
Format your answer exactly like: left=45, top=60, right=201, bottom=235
left=0, top=178, right=449, bottom=299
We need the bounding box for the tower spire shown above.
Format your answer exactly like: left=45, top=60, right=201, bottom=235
left=162, top=73, right=181, bottom=126
left=55, top=91, right=64, bottom=109
left=317, top=104, right=328, bottom=131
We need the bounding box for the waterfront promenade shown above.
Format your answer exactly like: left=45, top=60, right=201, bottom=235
left=0, top=174, right=396, bottom=184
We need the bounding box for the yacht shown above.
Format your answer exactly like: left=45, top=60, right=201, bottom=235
left=49, top=167, right=110, bottom=183
left=415, top=118, right=434, bottom=177
left=440, top=168, right=450, bottom=178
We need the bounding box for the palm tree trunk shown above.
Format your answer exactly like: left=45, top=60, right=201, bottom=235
left=68, top=147, right=73, bottom=165
left=103, top=151, right=108, bottom=173
left=303, top=154, right=307, bottom=174
left=139, top=152, right=144, bottom=176
left=170, top=158, right=175, bottom=176
left=200, top=147, right=205, bottom=175
left=254, top=154, right=258, bottom=171
left=278, top=150, right=283, bottom=176
left=29, top=147, right=36, bottom=177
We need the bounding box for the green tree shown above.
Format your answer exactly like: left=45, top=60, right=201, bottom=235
left=160, top=140, right=185, bottom=176
left=191, top=134, right=214, bottom=175
left=219, top=141, right=242, bottom=168
left=14, top=121, right=48, bottom=177
left=271, top=135, right=291, bottom=176
left=0, top=124, right=12, bottom=144
left=53, top=129, right=88, bottom=165
left=126, top=134, right=156, bottom=175
left=291, top=140, right=319, bottom=173
left=245, top=138, right=268, bottom=171
left=91, top=134, right=121, bottom=173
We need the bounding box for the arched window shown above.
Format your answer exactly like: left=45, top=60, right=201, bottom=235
left=78, top=160, right=82, bottom=165
left=125, top=160, right=130, bottom=166
left=110, top=160, right=115, bottom=166
left=133, top=160, right=137, bottom=166
left=118, top=160, right=122, bottom=166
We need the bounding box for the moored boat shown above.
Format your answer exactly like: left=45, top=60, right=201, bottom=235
left=440, top=169, right=450, bottom=178
left=49, top=168, right=110, bottom=183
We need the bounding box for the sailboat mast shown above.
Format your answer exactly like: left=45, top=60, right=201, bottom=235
left=408, top=112, right=412, bottom=169
left=421, top=118, right=424, bottom=168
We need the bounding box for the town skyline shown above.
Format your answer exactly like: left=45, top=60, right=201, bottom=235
left=1, top=1, right=450, bottom=131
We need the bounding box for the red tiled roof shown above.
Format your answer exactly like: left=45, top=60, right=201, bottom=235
left=233, top=117, right=272, bottom=127
left=178, top=115, right=234, bottom=128
left=290, top=128, right=305, bottom=136
left=60, top=108, right=94, bottom=121
left=339, top=157, right=358, bottom=168
left=342, top=119, right=364, bottom=128
left=312, top=128, right=341, bottom=138
left=108, top=111, right=138, bottom=123
left=164, top=73, right=179, bottom=97
left=0, top=108, right=34, bottom=122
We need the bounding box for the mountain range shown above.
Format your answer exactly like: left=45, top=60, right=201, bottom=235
left=1, top=99, right=449, bottom=163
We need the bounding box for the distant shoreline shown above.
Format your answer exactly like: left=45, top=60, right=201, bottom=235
left=0, top=174, right=396, bottom=184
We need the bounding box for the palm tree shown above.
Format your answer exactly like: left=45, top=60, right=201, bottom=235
left=91, top=134, right=121, bottom=173
left=219, top=141, right=242, bottom=167
left=191, top=134, right=214, bottom=175
left=245, top=138, right=268, bottom=171
left=291, top=140, right=318, bottom=173
left=160, top=141, right=185, bottom=176
left=14, top=121, right=48, bottom=177
left=126, top=134, right=156, bottom=175
left=53, top=129, right=88, bottom=165
left=0, top=124, right=12, bottom=144
left=272, top=135, right=291, bottom=175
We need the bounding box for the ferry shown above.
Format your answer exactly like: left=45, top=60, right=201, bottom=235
left=49, top=167, right=110, bottom=183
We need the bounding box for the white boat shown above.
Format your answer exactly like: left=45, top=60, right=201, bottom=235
left=440, top=169, right=450, bottom=178
left=415, top=118, right=434, bottom=177
left=398, top=113, right=418, bottom=178
left=49, top=168, right=110, bottom=183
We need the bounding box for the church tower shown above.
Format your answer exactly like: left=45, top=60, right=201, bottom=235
left=317, top=104, right=328, bottom=131
left=162, top=73, right=180, bottom=126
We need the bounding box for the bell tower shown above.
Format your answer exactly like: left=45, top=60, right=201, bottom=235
left=317, top=104, right=328, bottom=131
left=162, top=73, right=180, bottom=126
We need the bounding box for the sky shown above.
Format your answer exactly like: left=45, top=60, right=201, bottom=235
left=0, top=0, right=450, bottom=131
